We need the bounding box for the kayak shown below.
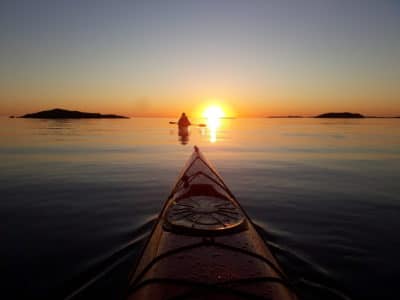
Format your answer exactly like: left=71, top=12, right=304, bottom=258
left=169, top=121, right=207, bottom=127
left=127, top=146, right=297, bottom=299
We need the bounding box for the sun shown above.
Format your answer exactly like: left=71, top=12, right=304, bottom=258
left=203, top=106, right=225, bottom=120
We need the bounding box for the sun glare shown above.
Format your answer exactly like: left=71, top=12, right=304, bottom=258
left=203, top=105, right=224, bottom=143
left=203, top=106, right=225, bottom=120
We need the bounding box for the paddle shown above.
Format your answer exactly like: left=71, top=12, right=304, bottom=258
left=169, top=121, right=206, bottom=127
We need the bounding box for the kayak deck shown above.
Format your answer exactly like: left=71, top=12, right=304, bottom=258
left=128, top=146, right=297, bottom=299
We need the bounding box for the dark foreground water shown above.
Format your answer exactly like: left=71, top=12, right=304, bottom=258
left=1, top=117, right=399, bottom=300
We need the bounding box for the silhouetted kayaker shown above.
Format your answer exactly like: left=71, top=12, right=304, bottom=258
left=178, top=112, right=191, bottom=127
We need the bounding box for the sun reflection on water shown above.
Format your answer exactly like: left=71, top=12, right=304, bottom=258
left=207, top=117, right=220, bottom=143
left=203, top=106, right=224, bottom=143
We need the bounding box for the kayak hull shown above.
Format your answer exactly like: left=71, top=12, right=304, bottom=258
left=128, top=147, right=297, bottom=300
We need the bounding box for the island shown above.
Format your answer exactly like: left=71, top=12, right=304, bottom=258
left=315, top=112, right=364, bottom=118
left=21, top=108, right=129, bottom=119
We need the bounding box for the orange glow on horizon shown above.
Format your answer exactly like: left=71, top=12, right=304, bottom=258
left=1, top=96, right=399, bottom=118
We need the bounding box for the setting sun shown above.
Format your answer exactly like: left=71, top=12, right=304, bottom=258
left=203, top=106, right=225, bottom=120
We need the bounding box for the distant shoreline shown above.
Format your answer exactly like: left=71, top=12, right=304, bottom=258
left=267, top=116, right=400, bottom=119
left=268, top=115, right=304, bottom=118
left=267, top=112, right=400, bottom=119
left=19, top=108, right=129, bottom=119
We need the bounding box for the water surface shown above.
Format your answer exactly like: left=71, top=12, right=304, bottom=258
left=1, top=117, right=399, bottom=299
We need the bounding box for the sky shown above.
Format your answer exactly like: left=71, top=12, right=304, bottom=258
left=0, top=0, right=399, bottom=117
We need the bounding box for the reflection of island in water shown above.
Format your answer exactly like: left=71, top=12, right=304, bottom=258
left=21, top=108, right=129, bottom=119
left=178, top=126, right=189, bottom=145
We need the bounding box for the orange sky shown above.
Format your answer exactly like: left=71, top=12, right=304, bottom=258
left=1, top=92, right=398, bottom=118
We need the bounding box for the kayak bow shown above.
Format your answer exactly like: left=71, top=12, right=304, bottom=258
left=128, top=146, right=297, bottom=300
left=169, top=121, right=207, bottom=127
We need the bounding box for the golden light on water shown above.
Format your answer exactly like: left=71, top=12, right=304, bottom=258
left=203, top=105, right=224, bottom=143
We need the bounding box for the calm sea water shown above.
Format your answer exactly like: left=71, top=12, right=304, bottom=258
left=1, top=117, right=399, bottom=300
